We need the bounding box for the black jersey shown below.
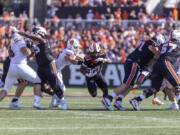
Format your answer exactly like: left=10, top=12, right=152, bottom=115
left=160, top=41, right=180, bottom=64
left=82, top=55, right=104, bottom=78
left=35, top=42, right=54, bottom=67
left=127, top=40, right=156, bottom=68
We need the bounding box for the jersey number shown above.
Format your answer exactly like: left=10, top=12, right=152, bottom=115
left=161, top=43, right=177, bottom=54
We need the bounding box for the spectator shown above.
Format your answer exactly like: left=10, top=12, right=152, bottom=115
left=86, top=9, right=94, bottom=21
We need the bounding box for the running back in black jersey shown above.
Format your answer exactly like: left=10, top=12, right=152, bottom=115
left=80, top=55, right=108, bottom=97
left=82, top=55, right=103, bottom=78
left=160, top=41, right=180, bottom=64
left=127, top=40, right=156, bottom=68
left=35, top=43, right=54, bottom=67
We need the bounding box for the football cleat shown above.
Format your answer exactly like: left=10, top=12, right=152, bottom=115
left=59, top=98, right=68, bottom=110
left=113, top=100, right=126, bottom=111
left=33, top=103, right=44, bottom=110
left=9, top=101, right=24, bottom=109
left=152, top=98, right=164, bottom=105
left=166, top=103, right=179, bottom=110
left=102, top=97, right=113, bottom=111
left=129, top=98, right=140, bottom=111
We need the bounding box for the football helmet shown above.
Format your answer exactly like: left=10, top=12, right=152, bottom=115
left=67, top=38, right=80, bottom=51
left=89, top=43, right=100, bottom=53
left=170, top=29, right=180, bottom=41
left=32, top=26, right=47, bottom=37
left=156, top=34, right=165, bottom=46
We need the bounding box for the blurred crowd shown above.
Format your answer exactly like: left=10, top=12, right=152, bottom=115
left=0, top=18, right=175, bottom=63
left=0, top=0, right=178, bottom=63
left=57, top=0, right=142, bottom=7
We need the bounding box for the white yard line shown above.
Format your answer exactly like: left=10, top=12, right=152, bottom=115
left=0, top=126, right=179, bottom=130
left=0, top=116, right=179, bottom=123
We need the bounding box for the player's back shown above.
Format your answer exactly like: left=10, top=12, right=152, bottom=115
left=127, top=40, right=155, bottom=68
left=10, top=33, right=27, bottom=64
left=160, top=41, right=180, bottom=64
left=35, top=42, right=53, bottom=67
left=56, top=48, right=74, bottom=71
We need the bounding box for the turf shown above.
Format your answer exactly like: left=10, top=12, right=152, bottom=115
left=0, top=87, right=179, bottom=135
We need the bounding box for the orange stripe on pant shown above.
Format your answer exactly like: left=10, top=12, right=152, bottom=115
left=137, top=74, right=145, bottom=84
left=126, top=63, right=137, bottom=86
left=51, top=61, right=59, bottom=86
left=51, top=61, right=57, bottom=75
left=165, top=60, right=180, bottom=84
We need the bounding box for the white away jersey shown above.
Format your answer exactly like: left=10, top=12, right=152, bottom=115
left=55, top=48, right=75, bottom=71
left=10, top=33, right=27, bottom=64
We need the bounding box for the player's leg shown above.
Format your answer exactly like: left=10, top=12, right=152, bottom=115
left=164, top=60, right=180, bottom=109
left=111, top=62, right=139, bottom=110
left=0, top=64, right=18, bottom=101
left=86, top=77, right=97, bottom=97
left=129, top=72, right=163, bottom=111
left=17, top=64, right=43, bottom=109
left=165, top=86, right=179, bottom=110
left=9, top=79, right=27, bottom=109
left=47, top=61, right=66, bottom=109
left=94, top=73, right=113, bottom=110
left=51, top=71, right=67, bottom=109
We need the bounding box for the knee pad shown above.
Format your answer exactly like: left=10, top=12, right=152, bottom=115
left=143, top=88, right=156, bottom=98
left=175, top=85, right=180, bottom=95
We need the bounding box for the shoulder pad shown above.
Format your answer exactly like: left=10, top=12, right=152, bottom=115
left=66, top=49, right=74, bottom=56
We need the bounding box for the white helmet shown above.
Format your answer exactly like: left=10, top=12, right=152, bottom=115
left=67, top=38, right=80, bottom=50
left=32, top=26, right=47, bottom=37
left=170, top=29, right=180, bottom=41
left=89, top=43, right=100, bottom=53
left=156, top=34, right=165, bottom=46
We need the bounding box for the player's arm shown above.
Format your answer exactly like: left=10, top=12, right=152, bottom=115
left=103, top=58, right=112, bottom=64
left=148, top=45, right=160, bottom=58
left=10, top=26, right=46, bottom=44
left=76, top=54, right=84, bottom=61
left=96, top=57, right=112, bottom=64
left=28, top=53, right=36, bottom=61
left=20, top=47, right=31, bottom=56
left=18, top=31, right=46, bottom=44
left=65, top=52, right=83, bottom=65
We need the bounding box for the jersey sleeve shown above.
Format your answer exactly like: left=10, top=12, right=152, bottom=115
left=16, top=40, right=26, bottom=48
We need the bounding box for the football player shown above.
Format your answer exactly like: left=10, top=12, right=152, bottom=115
left=0, top=27, right=42, bottom=109
left=130, top=30, right=180, bottom=111
left=102, top=34, right=165, bottom=110
left=49, top=38, right=84, bottom=109
left=1, top=55, right=27, bottom=109
left=16, top=26, right=66, bottom=109
left=80, top=43, right=112, bottom=110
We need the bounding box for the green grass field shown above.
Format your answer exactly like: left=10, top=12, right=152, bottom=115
left=0, top=87, right=179, bottom=135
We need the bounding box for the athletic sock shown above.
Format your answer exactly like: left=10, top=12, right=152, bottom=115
left=139, top=94, right=145, bottom=100
left=134, top=94, right=145, bottom=102
left=117, top=94, right=124, bottom=101
left=34, top=95, right=39, bottom=104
